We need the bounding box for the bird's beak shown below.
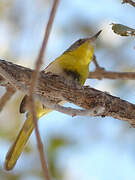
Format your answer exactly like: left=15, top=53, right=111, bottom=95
left=88, top=30, right=102, bottom=42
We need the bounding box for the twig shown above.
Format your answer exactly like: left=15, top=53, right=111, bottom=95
left=37, top=96, right=105, bottom=117
left=92, top=55, right=104, bottom=71
left=29, top=0, right=59, bottom=179
left=122, top=0, right=135, bottom=8
left=0, top=87, right=15, bottom=112
left=88, top=70, right=135, bottom=80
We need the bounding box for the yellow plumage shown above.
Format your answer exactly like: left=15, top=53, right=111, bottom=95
left=4, top=31, right=101, bottom=170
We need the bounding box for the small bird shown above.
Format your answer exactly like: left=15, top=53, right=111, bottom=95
left=4, top=30, right=101, bottom=170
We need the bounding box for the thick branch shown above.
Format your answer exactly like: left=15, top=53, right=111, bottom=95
left=0, top=59, right=135, bottom=126
left=0, top=60, right=105, bottom=117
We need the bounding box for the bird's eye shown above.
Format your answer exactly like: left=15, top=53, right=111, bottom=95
left=76, top=39, right=86, bottom=46
left=78, top=39, right=83, bottom=43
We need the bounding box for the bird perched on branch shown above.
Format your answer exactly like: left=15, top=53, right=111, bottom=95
left=4, top=30, right=102, bottom=170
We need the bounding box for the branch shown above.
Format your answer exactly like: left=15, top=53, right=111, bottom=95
left=122, top=0, right=135, bottom=8
left=0, top=59, right=135, bottom=127
left=88, top=70, right=135, bottom=80
left=90, top=56, right=135, bottom=80
left=90, top=55, right=135, bottom=80
left=0, top=60, right=105, bottom=117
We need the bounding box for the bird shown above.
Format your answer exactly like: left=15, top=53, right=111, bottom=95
left=4, top=30, right=102, bottom=170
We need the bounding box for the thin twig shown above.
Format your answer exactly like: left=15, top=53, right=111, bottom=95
left=0, top=87, right=15, bottom=112
left=37, top=96, right=105, bottom=117
left=92, top=55, right=104, bottom=71
left=88, top=70, right=135, bottom=80
left=29, top=0, right=59, bottom=179
left=122, top=0, right=135, bottom=7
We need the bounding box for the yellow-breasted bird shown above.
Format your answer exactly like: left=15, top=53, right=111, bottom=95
left=4, top=30, right=101, bottom=170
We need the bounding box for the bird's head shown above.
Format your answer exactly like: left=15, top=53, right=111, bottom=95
left=63, top=30, right=102, bottom=65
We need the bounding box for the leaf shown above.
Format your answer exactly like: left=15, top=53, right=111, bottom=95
left=112, top=23, right=135, bottom=36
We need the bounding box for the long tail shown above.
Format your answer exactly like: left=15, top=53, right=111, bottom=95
left=4, top=102, right=51, bottom=170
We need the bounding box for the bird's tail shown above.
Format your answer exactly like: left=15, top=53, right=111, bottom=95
left=4, top=102, right=51, bottom=170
